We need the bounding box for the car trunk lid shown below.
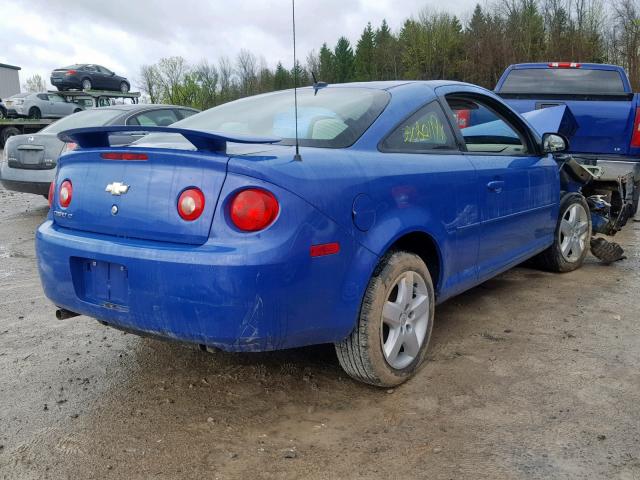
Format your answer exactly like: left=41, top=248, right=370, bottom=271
left=7, top=133, right=64, bottom=170
left=51, top=125, right=281, bottom=245
left=52, top=148, right=228, bottom=245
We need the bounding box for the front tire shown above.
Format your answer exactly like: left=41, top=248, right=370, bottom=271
left=120, top=82, right=130, bottom=93
left=534, top=192, right=591, bottom=272
left=335, top=251, right=435, bottom=387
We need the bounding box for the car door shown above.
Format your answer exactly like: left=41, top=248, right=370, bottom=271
left=98, top=66, right=117, bottom=90
left=84, top=65, right=101, bottom=89
left=439, top=89, right=558, bottom=280
left=361, top=99, right=480, bottom=298
left=47, top=94, right=72, bottom=117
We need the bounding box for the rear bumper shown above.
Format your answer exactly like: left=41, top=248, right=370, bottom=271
left=1, top=159, right=56, bottom=194
left=50, top=78, right=81, bottom=90
left=573, top=154, right=640, bottom=182
left=0, top=178, right=50, bottom=195
left=36, top=216, right=375, bottom=352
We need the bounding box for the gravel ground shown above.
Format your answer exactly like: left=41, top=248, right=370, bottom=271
left=0, top=178, right=639, bottom=480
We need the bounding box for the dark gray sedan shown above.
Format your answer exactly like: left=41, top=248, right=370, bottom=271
left=0, top=104, right=198, bottom=196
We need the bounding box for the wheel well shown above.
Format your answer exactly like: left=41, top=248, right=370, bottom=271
left=387, top=232, right=441, bottom=290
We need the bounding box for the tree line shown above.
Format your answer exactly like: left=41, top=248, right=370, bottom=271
left=135, top=0, right=640, bottom=107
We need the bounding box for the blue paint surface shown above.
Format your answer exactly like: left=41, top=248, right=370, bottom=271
left=37, top=81, right=562, bottom=351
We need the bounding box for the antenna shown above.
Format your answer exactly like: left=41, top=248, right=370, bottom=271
left=292, top=0, right=302, bottom=161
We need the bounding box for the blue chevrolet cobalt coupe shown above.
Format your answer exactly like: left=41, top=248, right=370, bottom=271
left=36, top=81, right=590, bottom=386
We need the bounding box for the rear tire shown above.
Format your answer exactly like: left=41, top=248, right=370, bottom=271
left=28, top=107, right=41, bottom=120
left=534, top=193, right=591, bottom=272
left=120, top=82, right=129, bottom=93
left=335, top=251, right=435, bottom=387
left=1, top=126, right=20, bottom=147
left=81, top=78, right=92, bottom=90
left=73, top=108, right=82, bottom=113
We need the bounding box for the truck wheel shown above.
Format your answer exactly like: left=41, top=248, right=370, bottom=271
left=1, top=126, right=20, bottom=147
left=534, top=193, right=591, bottom=272
left=82, top=78, right=92, bottom=90
left=28, top=107, right=41, bottom=120
left=335, top=251, right=435, bottom=387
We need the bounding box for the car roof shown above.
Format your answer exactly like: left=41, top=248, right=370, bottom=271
left=90, top=104, right=198, bottom=112
left=308, top=79, right=480, bottom=92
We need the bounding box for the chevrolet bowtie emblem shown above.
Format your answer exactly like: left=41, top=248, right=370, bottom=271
left=105, top=182, right=130, bottom=195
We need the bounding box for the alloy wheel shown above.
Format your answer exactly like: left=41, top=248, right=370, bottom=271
left=381, top=270, right=430, bottom=369
left=559, top=203, right=589, bottom=262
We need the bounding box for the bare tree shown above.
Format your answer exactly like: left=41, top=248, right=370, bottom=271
left=612, top=0, right=640, bottom=89
left=23, top=74, right=47, bottom=93
left=138, top=64, right=160, bottom=103
left=236, top=49, right=258, bottom=96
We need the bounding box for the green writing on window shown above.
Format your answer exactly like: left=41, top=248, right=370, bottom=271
left=403, top=114, right=447, bottom=144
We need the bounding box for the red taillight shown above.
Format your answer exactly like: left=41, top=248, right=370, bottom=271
left=65, top=70, right=77, bottom=75
left=177, top=188, right=205, bottom=221
left=101, top=152, right=148, bottom=161
left=548, top=62, right=580, bottom=68
left=229, top=188, right=279, bottom=232
left=631, top=108, right=640, bottom=148
left=48, top=182, right=54, bottom=208
left=59, top=180, right=72, bottom=208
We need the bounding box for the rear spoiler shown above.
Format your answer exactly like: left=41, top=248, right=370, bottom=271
left=57, top=126, right=281, bottom=153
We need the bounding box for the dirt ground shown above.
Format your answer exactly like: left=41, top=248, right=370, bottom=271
left=0, top=179, right=639, bottom=480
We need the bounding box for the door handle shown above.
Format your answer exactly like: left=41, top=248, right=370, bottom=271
left=487, top=180, right=505, bottom=193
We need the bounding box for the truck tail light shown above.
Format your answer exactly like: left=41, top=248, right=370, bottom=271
left=229, top=188, right=279, bottom=232
left=631, top=107, right=640, bottom=148
left=177, top=188, right=205, bottom=221
left=548, top=62, right=581, bottom=68
left=59, top=180, right=72, bottom=208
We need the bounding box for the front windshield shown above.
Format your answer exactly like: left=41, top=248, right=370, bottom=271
left=42, top=109, right=123, bottom=134
left=148, top=87, right=389, bottom=149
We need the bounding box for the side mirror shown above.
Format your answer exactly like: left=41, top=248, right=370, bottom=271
left=542, top=132, right=568, bottom=154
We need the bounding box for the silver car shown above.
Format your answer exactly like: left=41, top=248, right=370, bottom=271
left=3, top=92, right=84, bottom=120
left=0, top=104, right=198, bottom=196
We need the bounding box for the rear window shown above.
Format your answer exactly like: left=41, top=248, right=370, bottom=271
left=153, top=87, right=390, bottom=149
left=42, top=109, right=123, bottom=134
left=500, top=68, right=626, bottom=95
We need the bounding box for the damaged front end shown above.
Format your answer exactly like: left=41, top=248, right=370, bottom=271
left=556, top=154, right=631, bottom=263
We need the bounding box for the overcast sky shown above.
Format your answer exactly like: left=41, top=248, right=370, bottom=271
left=1, top=0, right=480, bottom=91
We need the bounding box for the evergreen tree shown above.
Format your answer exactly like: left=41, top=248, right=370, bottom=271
left=374, top=19, right=399, bottom=80
left=334, top=36, right=355, bottom=83
left=354, top=22, right=376, bottom=80
left=274, top=62, right=292, bottom=90
left=318, top=43, right=335, bottom=83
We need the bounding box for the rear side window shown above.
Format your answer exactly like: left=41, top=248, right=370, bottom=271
left=381, top=101, right=457, bottom=152
left=178, top=109, right=198, bottom=120
left=128, top=109, right=180, bottom=127
left=41, top=109, right=123, bottom=134
left=500, top=68, right=626, bottom=95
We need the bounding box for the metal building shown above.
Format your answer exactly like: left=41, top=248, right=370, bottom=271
left=0, top=63, right=21, bottom=99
